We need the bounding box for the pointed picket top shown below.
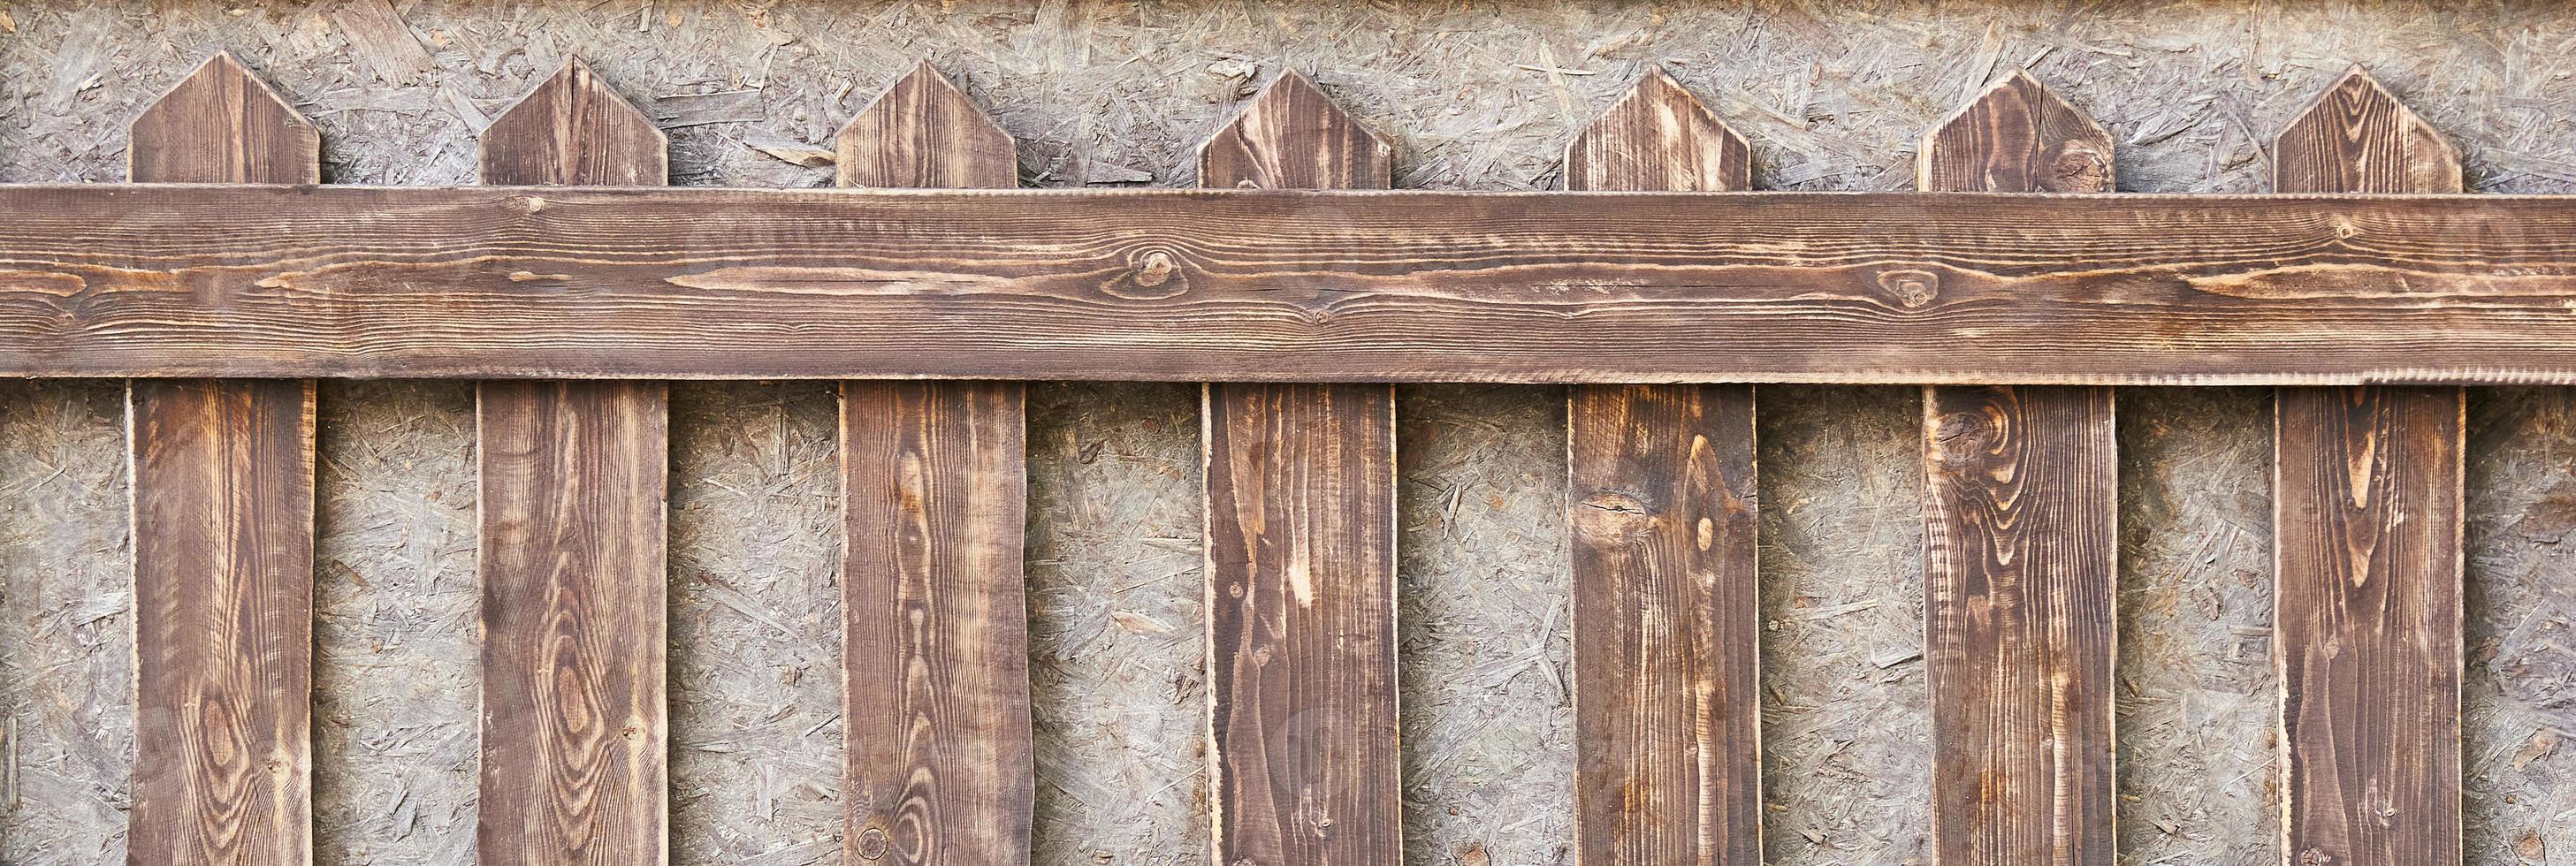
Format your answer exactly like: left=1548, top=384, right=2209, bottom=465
left=481, top=58, right=667, bottom=186
left=1198, top=69, right=1391, bottom=189
left=835, top=62, right=1018, bottom=189
left=131, top=52, right=320, bottom=184
left=2274, top=65, right=2462, bottom=194
left=1565, top=69, right=1749, bottom=193
left=1918, top=69, right=2112, bottom=194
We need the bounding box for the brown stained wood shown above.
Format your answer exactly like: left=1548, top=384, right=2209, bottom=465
left=476, top=59, right=672, bottom=866
left=125, top=53, right=318, bottom=866
left=835, top=63, right=1034, bottom=866
left=12, top=187, right=2576, bottom=384
left=1918, top=72, right=2117, bottom=866
left=1198, top=70, right=1392, bottom=190
left=1562, top=72, right=1761, bottom=866
left=1564, top=70, right=1750, bottom=194
left=130, top=54, right=322, bottom=186
left=1917, top=70, right=2111, bottom=194
left=835, top=63, right=1018, bottom=189
left=1201, top=72, right=1400, bottom=866
left=2271, top=67, right=2465, bottom=866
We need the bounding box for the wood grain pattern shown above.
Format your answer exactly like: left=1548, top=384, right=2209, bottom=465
left=125, top=53, right=319, bottom=866
left=1202, top=72, right=1400, bottom=866
left=836, top=63, right=1034, bottom=866
left=835, top=63, right=1018, bottom=189
left=1563, top=72, right=1762, bottom=866
left=11, top=188, right=2576, bottom=384
left=1918, top=72, right=2117, bottom=866
left=476, top=59, right=672, bottom=866
left=2272, top=67, right=2465, bottom=866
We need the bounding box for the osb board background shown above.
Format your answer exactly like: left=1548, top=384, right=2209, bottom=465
left=0, top=1, right=2572, bottom=864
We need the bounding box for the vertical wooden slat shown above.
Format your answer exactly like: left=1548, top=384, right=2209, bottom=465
left=2270, top=66, right=2465, bottom=866
left=1200, top=70, right=1402, bottom=866
left=125, top=52, right=320, bottom=866
left=1917, top=70, right=2118, bottom=866
left=475, top=58, right=672, bottom=866
left=835, top=63, right=1035, bottom=866
left=1562, top=69, right=1761, bottom=866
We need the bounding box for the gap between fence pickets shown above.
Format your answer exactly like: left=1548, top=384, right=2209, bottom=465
left=6, top=186, right=2576, bottom=383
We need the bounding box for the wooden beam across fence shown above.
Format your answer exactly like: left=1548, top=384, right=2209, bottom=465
left=6, top=186, right=2576, bottom=384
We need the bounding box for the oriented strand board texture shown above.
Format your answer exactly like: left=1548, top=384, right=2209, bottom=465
left=0, top=3, right=2573, bottom=865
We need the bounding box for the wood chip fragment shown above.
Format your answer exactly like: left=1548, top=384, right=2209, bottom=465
left=332, top=0, right=437, bottom=85
left=744, top=136, right=835, bottom=167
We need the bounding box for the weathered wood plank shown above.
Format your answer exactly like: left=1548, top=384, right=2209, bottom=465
left=475, top=59, right=672, bottom=866
left=1201, top=72, right=1401, bottom=866
left=9, top=188, right=2576, bottom=384
left=2272, top=67, right=2465, bottom=866
left=125, top=53, right=320, bottom=866
left=1918, top=71, right=2117, bottom=866
left=1563, top=70, right=1762, bottom=866
left=837, top=64, right=1034, bottom=866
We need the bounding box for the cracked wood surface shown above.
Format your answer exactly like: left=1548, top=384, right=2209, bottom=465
left=5, top=187, right=2576, bottom=383
left=1564, top=69, right=1763, bottom=866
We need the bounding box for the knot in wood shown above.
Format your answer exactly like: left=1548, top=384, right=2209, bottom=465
left=1574, top=490, right=1656, bottom=541
left=505, top=194, right=548, bottom=215
left=1876, top=270, right=1941, bottom=308
left=856, top=826, right=890, bottom=861
left=1931, top=408, right=2003, bottom=469
left=1105, top=245, right=1188, bottom=300
left=2050, top=145, right=2112, bottom=193
left=1135, top=249, right=1177, bottom=287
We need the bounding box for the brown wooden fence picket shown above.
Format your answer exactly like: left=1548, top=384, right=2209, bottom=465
left=125, top=53, right=320, bottom=866
left=474, top=58, right=674, bottom=866
left=1200, top=70, right=1404, bottom=866
left=2271, top=67, right=2467, bottom=866
left=1918, top=71, right=2120, bottom=866
left=837, top=62, right=1037, bottom=866
left=1564, top=69, right=1764, bottom=866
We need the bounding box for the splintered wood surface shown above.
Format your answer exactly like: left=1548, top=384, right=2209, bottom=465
left=10, top=186, right=2576, bottom=384
left=1563, top=70, right=1763, bottom=866
left=1201, top=72, right=1401, bottom=866
left=836, top=63, right=1035, bottom=866
left=475, top=60, right=673, bottom=866
left=2272, top=68, right=2466, bottom=866
left=1918, top=72, right=2118, bottom=866
left=124, top=52, right=320, bottom=866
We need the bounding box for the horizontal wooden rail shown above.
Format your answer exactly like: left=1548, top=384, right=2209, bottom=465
left=5, top=185, right=2576, bottom=384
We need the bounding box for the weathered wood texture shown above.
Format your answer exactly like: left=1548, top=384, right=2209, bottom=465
left=1201, top=72, right=1401, bottom=866
left=2272, top=68, right=2466, bottom=866
left=125, top=53, right=319, bottom=866
left=8, top=187, right=2576, bottom=384
left=837, top=64, right=1035, bottom=866
left=1918, top=72, right=2118, bottom=866
left=1563, top=71, right=1762, bottom=866
left=476, top=60, right=673, bottom=866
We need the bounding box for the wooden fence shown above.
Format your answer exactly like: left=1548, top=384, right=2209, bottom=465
left=0, top=49, right=2545, bottom=865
